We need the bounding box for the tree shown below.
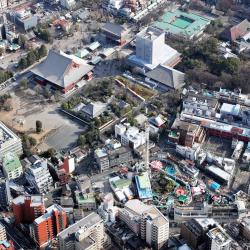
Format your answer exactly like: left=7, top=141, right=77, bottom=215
left=40, top=148, right=56, bottom=158
left=27, top=51, right=37, bottom=65
left=36, top=120, right=42, bottom=133
left=34, top=84, right=42, bottom=95
left=44, top=85, right=52, bottom=99
left=29, top=137, right=37, bottom=147
left=94, top=118, right=101, bottom=128
left=0, top=48, right=4, bottom=56
left=77, top=135, right=86, bottom=148
left=223, top=57, right=240, bottom=74
left=20, top=78, right=28, bottom=89
left=18, top=58, right=28, bottom=70
left=38, top=44, right=47, bottom=58
left=18, top=34, right=27, bottom=49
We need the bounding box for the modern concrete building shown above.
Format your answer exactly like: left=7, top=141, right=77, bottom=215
left=0, top=179, right=12, bottom=208
left=76, top=174, right=91, bottom=193
left=115, top=123, right=146, bottom=150
left=0, top=122, right=23, bottom=160
left=30, top=50, right=93, bottom=93
left=95, top=145, right=132, bottom=172
left=181, top=218, right=218, bottom=250
left=119, top=199, right=169, bottom=249
left=30, top=204, right=67, bottom=248
left=10, top=9, right=38, bottom=31
left=25, top=158, right=53, bottom=194
left=2, top=152, right=23, bottom=180
left=0, top=0, right=8, bottom=9
left=60, top=0, right=75, bottom=9
left=206, top=225, right=231, bottom=250
left=12, top=195, right=45, bottom=225
left=102, top=0, right=123, bottom=11
left=58, top=212, right=110, bottom=250
left=240, top=217, right=250, bottom=241
left=174, top=202, right=241, bottom=224
left=0, top=222, right=7, bottom=241
left=129, top=26, right=181, bottom=70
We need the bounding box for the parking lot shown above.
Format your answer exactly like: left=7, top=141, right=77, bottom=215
left=202, top=136, right=233, bottom=158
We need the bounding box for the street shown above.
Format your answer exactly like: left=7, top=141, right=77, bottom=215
left=1, top=219, right=36, bottom=249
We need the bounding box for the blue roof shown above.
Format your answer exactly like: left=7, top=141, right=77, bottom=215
left=209, top=182, right=220, bottom=190
left=135, top=173, right=153, bottom=199
left=0, top=240, right=10, bottom=248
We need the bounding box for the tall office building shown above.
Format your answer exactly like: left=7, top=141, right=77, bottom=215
left=119, top=199, right=169, bottom=249
left=58, top=212, right=110, bottom=250
left=12, top=195, right=45, bottom=225
left=30, top=204, right=67, bottom=248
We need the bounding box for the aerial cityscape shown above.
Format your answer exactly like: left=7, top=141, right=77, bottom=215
left=0, top=0, right=250, bottom=249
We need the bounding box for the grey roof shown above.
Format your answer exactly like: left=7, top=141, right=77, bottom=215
left=58, top=212, right=102, bottom=240
left=145, top=64, right=185, bottom=90
left=82, top=102, right=107, bottom=118
left=30, top=50, right=93, bottom=89
left=102, top=22, right=127, bottom=37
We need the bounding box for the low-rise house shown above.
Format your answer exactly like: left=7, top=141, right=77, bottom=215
left=75, top=191, right=96, bottom=211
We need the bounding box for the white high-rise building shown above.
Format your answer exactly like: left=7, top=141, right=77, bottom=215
left=119, top=199, right=169, bottom=249
left=135, top=26, right=180, bottom=68
left=0, top=0, right=8, bottom=10
left=25, top=158, right=53, bottom=194
left=58, top=212, right=111, bottom=250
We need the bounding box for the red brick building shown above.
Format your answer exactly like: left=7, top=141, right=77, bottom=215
left=30, top=204, right=67, bottom=248
left=12, top=195, right=45, bottom=225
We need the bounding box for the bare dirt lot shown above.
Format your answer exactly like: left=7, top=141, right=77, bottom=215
left=0, top=89, right=86, bottom=151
